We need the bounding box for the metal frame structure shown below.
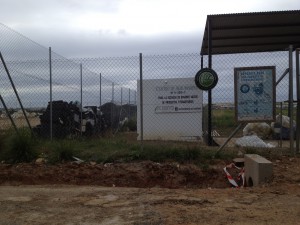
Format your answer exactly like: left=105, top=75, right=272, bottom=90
left=200, top=10, right=300, bottom=153
left=296, top=49, right=300, bottom=153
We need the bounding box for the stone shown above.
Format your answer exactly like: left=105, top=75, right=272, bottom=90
left=244, top=154, right=273, bottom=187
left=35, top=158, right=45, bottom=164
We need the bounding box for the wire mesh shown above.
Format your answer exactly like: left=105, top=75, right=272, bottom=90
left=202, top=50, right=291, bottom=141
left=0, top=22, right=297, bottom=146
left=139, top=53, right=202, bottom=141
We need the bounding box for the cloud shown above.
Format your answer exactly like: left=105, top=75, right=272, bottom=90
left=0, top=0, right=298, bottom=108
left=1, top=0, right=299, bottom=58
left=41, top=30, right=202, bottom=58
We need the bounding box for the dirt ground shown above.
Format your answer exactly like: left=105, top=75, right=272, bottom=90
left=0, top=156, right=300, bottom=225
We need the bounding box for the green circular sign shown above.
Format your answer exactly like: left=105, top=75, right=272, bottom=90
left=195, top=68, right=218, bottom=90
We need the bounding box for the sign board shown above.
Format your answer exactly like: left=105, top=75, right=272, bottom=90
left=195, top=68, right=218, bottom=90
left=137, top=78, right=203, bottom=141
left=154, top=82, right=202, bottom=113
left=234, top=66, right=276, bottom=122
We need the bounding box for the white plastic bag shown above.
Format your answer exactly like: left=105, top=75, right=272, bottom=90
left=243, top=123, right=271, bottom=139
left=275, top=114, right=296, bottom=128
left=236, top=135, right=275, bottom=148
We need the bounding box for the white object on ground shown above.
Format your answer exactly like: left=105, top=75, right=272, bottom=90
left=236, top=135, right=275, bottom=148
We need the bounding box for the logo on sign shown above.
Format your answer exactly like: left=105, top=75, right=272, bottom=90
left=195, top=68, right=218, bottom=91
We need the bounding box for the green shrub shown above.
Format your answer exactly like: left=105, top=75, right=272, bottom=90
left=48, top=140, right=76, bottom=163
left=3, top=128, right=37, bottom=163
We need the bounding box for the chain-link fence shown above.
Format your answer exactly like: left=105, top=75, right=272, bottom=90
left=0, top=22, right=299, bottom=150
left=202, top=51, right=290, bottom=134
left=201, top=50, right=300, bottom=151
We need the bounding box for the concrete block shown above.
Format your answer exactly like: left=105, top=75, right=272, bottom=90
left=244, top=154, right=273, bottom=186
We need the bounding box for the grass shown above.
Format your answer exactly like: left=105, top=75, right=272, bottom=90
left=0, top=129, right=239, bottom=167
left=211, top=105, right=295, bottom=130
left=50, top=137, right=237, bottom=166
left=1, top=127, right=290, bottom=166
left=47, top=140, right=78, bottom=164
left=0, top=128, right=38, bottom=163
left=212, top=109, right=236, bottom=128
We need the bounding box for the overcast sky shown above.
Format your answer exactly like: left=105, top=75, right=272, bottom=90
left=0, top=0, right=299, bottom=58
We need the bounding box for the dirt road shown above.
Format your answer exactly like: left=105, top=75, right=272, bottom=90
left=0, top=184, right=300, bottom=225
left=0, top=156, right=300, bottom=224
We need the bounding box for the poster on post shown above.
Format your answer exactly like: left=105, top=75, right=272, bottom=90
left=234, top=66, right=276, bottom=122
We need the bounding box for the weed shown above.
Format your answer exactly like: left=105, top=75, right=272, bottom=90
left=213, top=109, right=236, bottom=128
left=0, top=130, right=239, bottom=166
left=48, top=140, right=77, bottom=163
left=2, top=128, right=37, bottom=163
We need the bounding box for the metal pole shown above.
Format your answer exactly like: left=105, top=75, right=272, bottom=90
left=288, top=45, right=294, bottom=154
left=112, top=82, right=114, bottom=103
left=280, top=102, right=283, bottom=148
left=128, top=88, right=131, bottom=120
left=99, top=73, right=102, bottom=132
left=121, top=87, right=123, bottom=106
left=296, top=49, right=300, bottom=153
left=276, top=68, right=289, bottom=86
left=207, top=18, right=213, bottom=146
left=111, top=82, right=114, bottom=133
left=99, top=73, right=102, bottom=107
left=139, top=53, right=144, bottom=148
left=120, top=87, right=123, bottom=129
left=200, top=54, right=205, bottom=141
left=0, top=51, right=32, bottom=133
left=49, top=47, right=53, bottom=140
left=80, top=63, right=83, bottom=137
left=0, top=95, right=19, bottom=135
left=215, top=123, right=243, bottom=157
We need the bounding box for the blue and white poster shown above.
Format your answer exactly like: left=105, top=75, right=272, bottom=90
left=234, top=66, right=276, bottom=122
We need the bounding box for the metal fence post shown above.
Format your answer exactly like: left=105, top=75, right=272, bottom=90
left=121, top=87, right=123, bottom=106
left=128, top=88, right=131, bottom=120
left=280, top=102, right=283, bottom=147
left=99, top=73, right=102, bottom=132
left=111, top=82, right=114, bottom=133
left=289, top=45, right=294, bottom=153
left=99, top=73, right=102, bottom=107
left=207, top=18, right=213, bottom=146
left=80, top=63, right=83, bottom=137
left=139, top=53, right=144, bottom=149
left=112, top=82, right=114, bottom=103
left=49, top=47, right=53, bottom=140
left=296, top=49, right=300, bottom=153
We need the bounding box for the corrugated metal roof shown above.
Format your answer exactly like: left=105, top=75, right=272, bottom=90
left=200, top=10, right=300, bottom=55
